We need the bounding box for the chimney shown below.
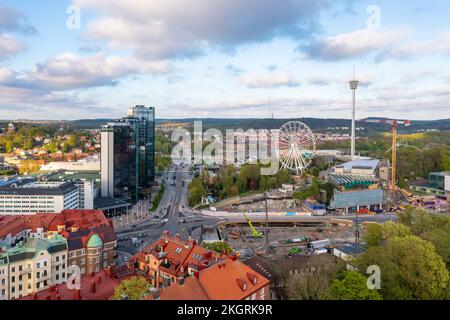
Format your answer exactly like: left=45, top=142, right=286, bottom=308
left=229, top=253, right=237, bottom=261
left=194, top=271, right=200, bottom=279
left=90, top=280, right=96, bottom=293
left=177, top=277, right=185, bottom=286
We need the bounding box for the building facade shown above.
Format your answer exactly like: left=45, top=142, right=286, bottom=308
left=0, top=181, right=79, bottom=215
left=0, top=236, right=67, bottom=300
left=100, top=105, right=155, bottom=202
left=135, top=231, right=225, bottom=289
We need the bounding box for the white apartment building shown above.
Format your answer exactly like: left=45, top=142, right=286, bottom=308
left=0, top=181, right=79, bottom=215
left=0, top=236, right=67, bottom=300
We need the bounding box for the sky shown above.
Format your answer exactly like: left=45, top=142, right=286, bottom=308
left=0, top=0, right=450, bottom=120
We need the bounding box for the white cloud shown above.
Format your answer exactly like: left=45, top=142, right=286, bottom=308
left=301, top=27, right=412, bottom=61
left=0, top=35, right=25, bottom=60
left=73, top=0, right=326, bottom=59
left=240, top=72, right=300, bottom=88
left=1, top=53, right=170, bottom=91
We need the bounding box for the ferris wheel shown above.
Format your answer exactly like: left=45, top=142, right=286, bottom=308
left=278, top=121, right=316, bottom=175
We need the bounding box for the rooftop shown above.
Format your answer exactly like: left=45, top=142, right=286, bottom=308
left=20, top=266, right=135, bottom=300
left=146, top=257, right=270, bottom=300
left=336, top=159, right=380, bottom=171
left=335, top=243, right=366, bottom=255
left=0, top=181, right=77, bottom=196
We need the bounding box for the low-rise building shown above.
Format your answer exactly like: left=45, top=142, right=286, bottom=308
left=333, top=159, right=381, bottom=177
left=134, top=231, right=226, bottom=289
left=145, top=256, right=270, bottom=300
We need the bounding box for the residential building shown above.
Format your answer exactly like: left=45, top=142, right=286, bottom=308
left=134, top=231, right=226, bottom=289
left=0, top=181, right=79, bottom=215
left=0, top=210, right=117, bottom=276
left=145, top=256, right=270, bottom=300
left=100, top=105, right=156, bottom=203
left=20, top=265, right=136, bottom=300
left=0, top=235, right=67, bottom=300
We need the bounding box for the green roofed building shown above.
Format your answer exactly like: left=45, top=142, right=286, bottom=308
left=0, top=235, right=68, bottom=300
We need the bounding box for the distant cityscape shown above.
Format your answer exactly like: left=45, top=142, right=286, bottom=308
left=0, top=0, right=449, bottom=305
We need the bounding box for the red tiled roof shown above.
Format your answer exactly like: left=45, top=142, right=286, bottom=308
left=0, top=210, right=112, bottom=239
left=20, top=267, right=134, bottom=301
left=147, top=257, right=270, bottom=300
left=135, top=233, right=225, bottom=277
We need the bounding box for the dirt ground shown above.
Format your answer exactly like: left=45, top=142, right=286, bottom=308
left=223, top=224, right=355, bottom=259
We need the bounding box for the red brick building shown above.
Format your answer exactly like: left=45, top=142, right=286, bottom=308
left=145, top=256, right=270, bottom=300
left=134, top=231, right=226, bottom=289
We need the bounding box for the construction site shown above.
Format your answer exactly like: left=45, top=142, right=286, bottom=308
left=215, top=210, right=370, bottom=260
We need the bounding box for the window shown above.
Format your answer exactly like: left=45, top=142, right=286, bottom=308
left=11, top=276, right=15, bottom=283
left=11, top=267, right=15, bottom=273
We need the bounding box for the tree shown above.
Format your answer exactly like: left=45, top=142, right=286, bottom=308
left=356, top=235, right=449, bottom=300
left=202, top=241, right=233, bottom=254
left=287, top=255, right=345, bottom=300
left=327, top=271, right=382, bottom=300
left=188, top=178, right=207, bottom=207
left=111, top=277, right=150, bottom=300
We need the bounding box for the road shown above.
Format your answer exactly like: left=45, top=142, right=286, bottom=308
left=116, top=164, right=220, bottom=259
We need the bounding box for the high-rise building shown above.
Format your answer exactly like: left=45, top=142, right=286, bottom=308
left=100, top=106, right=155, bottom=202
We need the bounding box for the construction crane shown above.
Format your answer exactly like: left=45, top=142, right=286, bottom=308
left=359, top=118, right=411, bottom=190
left=240, top=210, right=264, bottom=238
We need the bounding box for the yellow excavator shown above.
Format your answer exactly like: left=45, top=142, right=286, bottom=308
left=241, top=210, right=264, bottom=238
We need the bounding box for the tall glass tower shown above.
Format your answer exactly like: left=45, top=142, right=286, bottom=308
left=101, top=106, right=156, bottom=203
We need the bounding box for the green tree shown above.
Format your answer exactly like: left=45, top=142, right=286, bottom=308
left=188, top=178, right=207, bottom=207
left=356, top=235, right=449, bottom=300
left=111, top=277, right=150, bottom=300
left=202, top=241, right=233, bottom=254
left=327, top=271, right=382, bottom=300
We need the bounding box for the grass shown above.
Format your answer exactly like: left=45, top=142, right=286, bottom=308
left=150, top=183, right=165, bottom=212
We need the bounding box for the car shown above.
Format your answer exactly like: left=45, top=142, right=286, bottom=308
left=161, top=219, right=169, bottom=223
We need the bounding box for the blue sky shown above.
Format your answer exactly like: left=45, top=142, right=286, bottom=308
left=0, top=0, right=450, bottom=120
